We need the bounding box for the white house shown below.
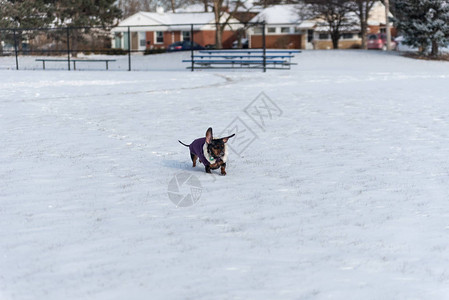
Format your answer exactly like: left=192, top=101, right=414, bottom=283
left=247, top=1, right=395, bottom=50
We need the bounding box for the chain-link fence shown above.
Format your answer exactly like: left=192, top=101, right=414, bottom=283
left=0, top=21, right=308, bottom=71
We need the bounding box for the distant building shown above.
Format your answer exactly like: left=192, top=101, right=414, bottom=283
left=247, top=5, right=308, bottom=49
left=111, top=10, right=242, bottom=50
left=247, top=1, right=395, bottom=50
left=111, top=2, right=395, bottom=51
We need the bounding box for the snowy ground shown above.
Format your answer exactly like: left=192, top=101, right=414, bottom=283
left=0, top=51, right=206, bottom=71
left=1, top=50, right=449, bottom=300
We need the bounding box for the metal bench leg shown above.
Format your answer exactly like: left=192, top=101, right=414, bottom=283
left=73, top=61, right=76, bottom=70
left=43, top=61, right=45, bottom=70
left=106, top=61, right=109, bottom=70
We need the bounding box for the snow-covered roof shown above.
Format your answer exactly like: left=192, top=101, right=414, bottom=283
left=249, top=1, right=391, bottom=29
left=297, top=20, right=316, bottom=29
left=113, top=11, right=242, bottom=31
left=250, top=4, right=304, bottom=24
left=249, top=4, right=319, bottom=29
left=141, top=12, right=215, bottom=25
left=117, top=12, right=214, bottom=26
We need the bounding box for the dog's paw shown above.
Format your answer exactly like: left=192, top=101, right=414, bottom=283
left=220, top=171, right=227, bottom=176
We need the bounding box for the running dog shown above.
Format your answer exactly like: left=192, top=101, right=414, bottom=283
left=179, top=127, right=235, bottom=175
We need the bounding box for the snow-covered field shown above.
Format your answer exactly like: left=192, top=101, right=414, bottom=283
left=1, top=50, right=449, bottom=300
left=0, top=51, right=204, bottom=71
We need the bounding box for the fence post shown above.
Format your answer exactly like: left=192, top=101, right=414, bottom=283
left=66, top=27, right=71, bottom=70
left=190, top=24, right=194, bottom=72
left=262, top=21, right=266, bottom=73
left=127, top=26, right=131, bottom=71
left=13, top=29, right=19, bottom=70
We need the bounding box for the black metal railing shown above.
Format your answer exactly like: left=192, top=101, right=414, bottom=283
left=0, top=21, right=304, bottom=72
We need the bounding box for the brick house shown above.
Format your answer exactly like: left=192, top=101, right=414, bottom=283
left=111, top=10, right=243, bottom=51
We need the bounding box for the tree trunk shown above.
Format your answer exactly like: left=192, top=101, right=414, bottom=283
left=215, top=25, right=223, bottom=49
left=213, top=0, right=223, bottom=49
left=332, top=36, right=339, bottom=49
left=331, top=30, right=340, bottom=49
left=355, top=0, right=376, bottom=50
left=359, top=1, right=368, bottom=49
left=171, top=0, right=175, bottom=12
left=360, top=22, right=367, bottom=49
left=431, top=40, right=439, bottom=57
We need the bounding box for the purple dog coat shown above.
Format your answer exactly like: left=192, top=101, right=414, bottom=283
left=189, top=137, right=214, bottom=166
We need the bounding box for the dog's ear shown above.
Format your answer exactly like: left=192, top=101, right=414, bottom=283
left=205, top=127, right=213, bottom=144
left=222, top=134, right=235, bottom=143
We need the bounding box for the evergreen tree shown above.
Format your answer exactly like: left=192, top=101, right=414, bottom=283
left=0, top=0, right=122, bottom=29
left=117, top=0, right=156, bottom=19
left=0, top=0, right=53, bottom=52
left=394, top=0, right=449, bottom=56
left=49, top=0, right=122, bottom=56
left=53, top=0, right=122, bottom=27
left=0, top=0, right=53, bottom=28
left=0, top=0, right=122, bottom=54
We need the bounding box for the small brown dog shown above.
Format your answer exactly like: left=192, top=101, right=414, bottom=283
left=179, top=127, right=235, bottom=175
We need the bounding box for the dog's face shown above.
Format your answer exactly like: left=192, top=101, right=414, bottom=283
left=208, top=139, right=226, bottom=158
left=205, top=127, right=235, bottom=160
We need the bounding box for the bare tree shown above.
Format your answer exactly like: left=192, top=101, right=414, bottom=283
left=211, top=0, right=245, bottom=48
left=259, top=0, right=284, bottom=8
left=304, top=0, right=356, bottom=49
left=349, top=0, right=376, bottom=49
left=203, top=0, right=209, bottom=12
left=117, top=0, right=158, bottom=18
left=212, top=0, right=227, bottom=48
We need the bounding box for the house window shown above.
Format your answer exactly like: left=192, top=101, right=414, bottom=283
left=267, top=27, right=276, bottom=33
left=319, top=33, right=329, bottom=40
left=342, top=33, right=353, bottom=39
left=253, top=27, right=262, bottom=34
left=281, top=27, right=290, bottom=34
left=182, top=31, right=191, bottom=41
left=114, top=32, right=122, bottom=48
left=156, top=31, right=164, bottom=44
left=139, top=32, right=146, bottom=47
left=123, top=32, right=129, bottom=49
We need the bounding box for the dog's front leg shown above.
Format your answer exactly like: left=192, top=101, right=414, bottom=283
left=220, top=163, right=227, bottom=176
left=206, top=161, right=223, bottom=173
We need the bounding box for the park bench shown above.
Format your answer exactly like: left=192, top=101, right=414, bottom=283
left=182, top=49, right=300, bottom=70
left=35, top=58, right=116, bottom=70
